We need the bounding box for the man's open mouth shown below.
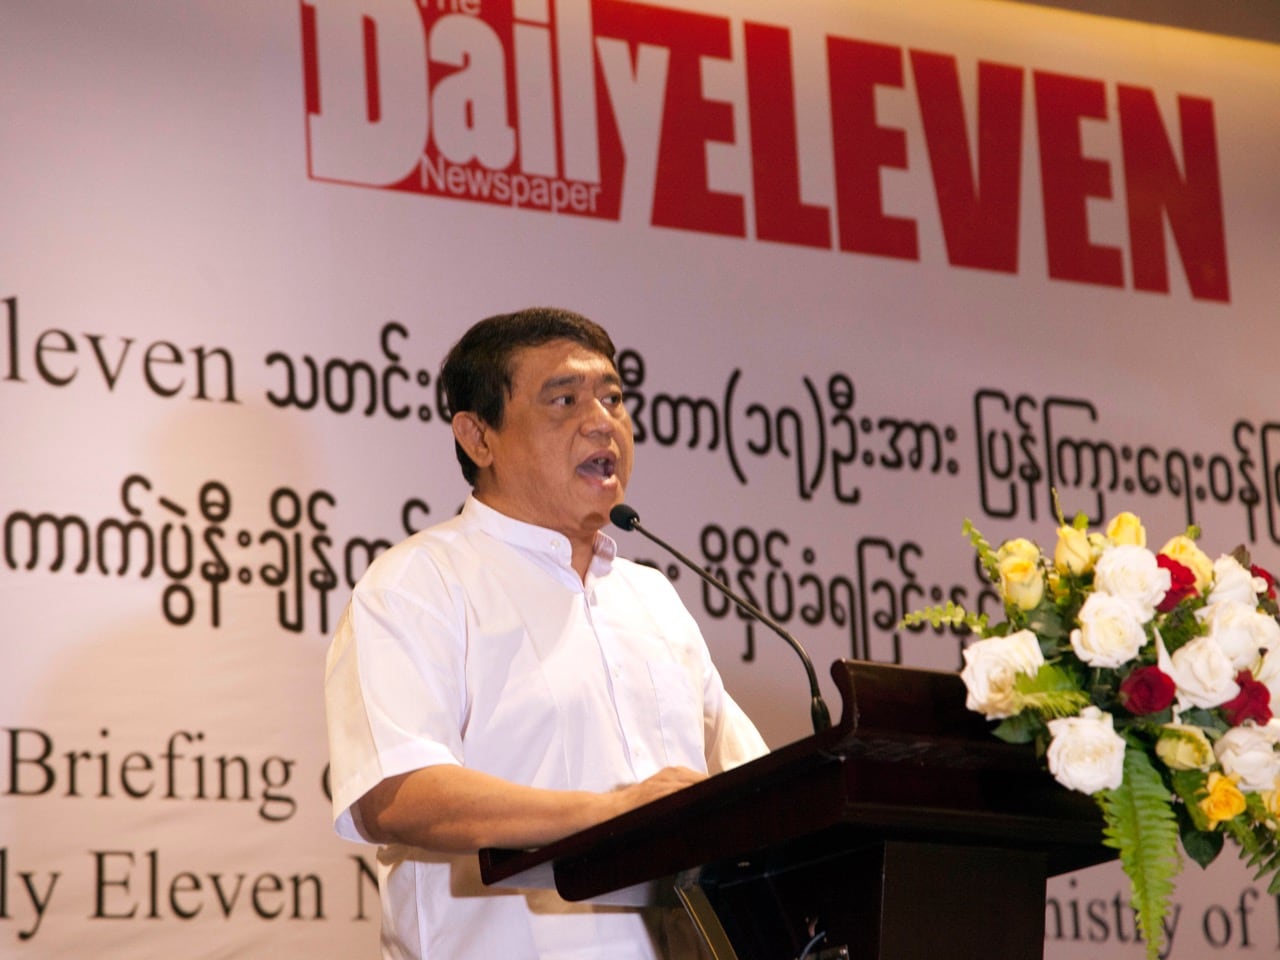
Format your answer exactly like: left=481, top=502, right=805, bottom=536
left=577, top=453, right=617, bottom=479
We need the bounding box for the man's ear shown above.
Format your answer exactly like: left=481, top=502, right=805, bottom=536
left=452, top=412, right=494, bottom=469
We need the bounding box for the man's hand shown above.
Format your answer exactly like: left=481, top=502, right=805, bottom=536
left=599, top=766, right=707, bottom=821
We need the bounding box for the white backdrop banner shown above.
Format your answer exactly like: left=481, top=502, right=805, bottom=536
left=3, top=0, right=1280, bottom=957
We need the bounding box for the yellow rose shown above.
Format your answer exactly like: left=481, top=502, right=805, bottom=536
left=1155, top=723, right=1214, bottom=771
left=998, top=553, right=1045, bottom=611
left=997, top=538, right=1040, bottom=563
left=1199, top=772, right=1247, bottom=829
left=1160, top=535, right=1214, bottom=593
left=1054, top=525, right=1095, bottom=575
left=1260, top=788, right=1280, bottom=823
left=1106, top=512, right=1147, bottom=547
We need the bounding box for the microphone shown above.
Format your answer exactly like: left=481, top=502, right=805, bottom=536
left=610, top=503, right=832, bottom=734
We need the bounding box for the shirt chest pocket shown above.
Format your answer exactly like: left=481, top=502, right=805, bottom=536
left=646, top=661, right=706, bottom=770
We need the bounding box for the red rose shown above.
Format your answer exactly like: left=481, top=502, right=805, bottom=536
left=1119, top=665, right=1177, bottom=715
left=1222, top=671, right=1273, bottom=726
left=1252, top=564, right=1277, bottom=601
left=1156, top=555, right=1197, bottom=612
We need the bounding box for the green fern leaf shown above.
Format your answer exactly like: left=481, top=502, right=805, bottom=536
left=1232, top=820, right=1280, bottom=892
left=1224, top=816, right=1262, bottom=857
left=1248, top=842, right=1280, bottom=883
left=1013, top=690, right=1090, bottom=719
left=1098, top=744, right=1180, bottom=960
left=1012, top=664, right=1090, bottom=718
left=963, top=519, right=1002, bottom=585
left=898, top=601, right=987, bottom=633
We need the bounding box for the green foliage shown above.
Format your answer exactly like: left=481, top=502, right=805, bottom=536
left=1168, top=768, right=1209, bottom=817
left=1050, top=489, right=1088, bottom=531
left=1223, top=815, right=1258, bottom=855
left=1169, top=772, right=1222, bottom=868
left=1180, top=824, right=1224, bottom=869
left=898, top=601, right=987, bottom=634
left=1157, top=601, right=1206, bottom=652
left=1178, top=707, right=1229, bottom=737
left=991, top=711, right=1043, bottom=745
left=1098, top=744, right=1180, bottom=960
left=1217, top=808, right=1280, bottom=893
left=963, top=518, right=1001, bottom=585
left=1236, top=822, right=1280, bottom=894
left=1012, top=664, right=1090, bottom=718
left=1024, top=605, right=1069, bottom=642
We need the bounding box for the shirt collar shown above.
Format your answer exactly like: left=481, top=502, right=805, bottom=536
left=462, top=495, right=618, bottom=572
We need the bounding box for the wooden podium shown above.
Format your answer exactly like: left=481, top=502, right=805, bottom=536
left=480, top=661, right=1114, bottom=959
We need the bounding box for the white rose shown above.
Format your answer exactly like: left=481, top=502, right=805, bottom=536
left=1069, top=592, right=1147, bottom=668
left=1208, top=554, right=1264, bottom=608
left=1257, top=647, right=1280, bottom=707
left=1046, top=707, right=1126, bottom=794
left=1167, top=635, right=1241, bottom=709
left=1093, top=545, right=1171, bottom=621
left=960, top=630, right=1045, bottom=719
left=1196, top=600, right=1280, bottom=671
left=1214, top=724, right=1280, bottom=792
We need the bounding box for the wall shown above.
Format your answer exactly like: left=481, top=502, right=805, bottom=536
left=3, top=1, right=1279, bottom=956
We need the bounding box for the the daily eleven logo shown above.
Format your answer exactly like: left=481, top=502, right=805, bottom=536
left=300, top=0, right=1230, bottom=301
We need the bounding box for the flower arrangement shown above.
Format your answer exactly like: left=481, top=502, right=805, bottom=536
left=905, top=510, right=1280, bottom=960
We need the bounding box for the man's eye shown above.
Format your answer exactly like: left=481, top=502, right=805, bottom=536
left=552, top=395, right=575, bottom=406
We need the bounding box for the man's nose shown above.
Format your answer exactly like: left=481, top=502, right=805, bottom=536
left=580, top=398, right=617, bottom=434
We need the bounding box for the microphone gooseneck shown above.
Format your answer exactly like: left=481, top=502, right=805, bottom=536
left=609, top=503, right=832, bottom=734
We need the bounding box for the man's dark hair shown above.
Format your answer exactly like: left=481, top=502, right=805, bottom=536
left=441, top=307, right=618, bottom=485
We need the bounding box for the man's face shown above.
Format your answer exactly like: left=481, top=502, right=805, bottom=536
left=474, top=339, right=634, bottom=546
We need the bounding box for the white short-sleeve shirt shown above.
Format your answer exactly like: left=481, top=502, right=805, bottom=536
left=325, top=496, right=768, bottom=960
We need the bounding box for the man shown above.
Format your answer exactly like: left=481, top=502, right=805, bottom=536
left=325, top=307, right=768, bottom=960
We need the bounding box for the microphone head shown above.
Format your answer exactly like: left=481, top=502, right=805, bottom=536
left=609, top=503, right=640, bottom=531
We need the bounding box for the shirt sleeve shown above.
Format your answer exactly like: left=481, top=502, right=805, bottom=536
left=704, top=686, right=770, bottom=774
left=324, top=543, right=468, bottom=842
